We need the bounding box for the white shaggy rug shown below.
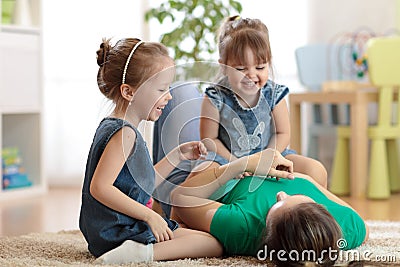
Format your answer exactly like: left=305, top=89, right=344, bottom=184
left=0, top=220, right=399, bottom=266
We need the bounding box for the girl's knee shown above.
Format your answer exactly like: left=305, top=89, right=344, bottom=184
left=308, top=160, right=328, bottom=188
left=289, top=155, right=328, bottom=188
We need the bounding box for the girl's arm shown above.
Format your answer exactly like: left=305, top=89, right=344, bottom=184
left=154, top=141, right=207, bottom=188
left=200, top=95, right=237, bottom=161
left=268, top=99, right=291, bottom=153
left=90, top=127, right=150, bottom=220
left=154, top=151, right=179, bottom=188
left=89, top=127, right=173, bottom=242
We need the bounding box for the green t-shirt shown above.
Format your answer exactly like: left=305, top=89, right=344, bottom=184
left=209, top=176, right=366, bottom=256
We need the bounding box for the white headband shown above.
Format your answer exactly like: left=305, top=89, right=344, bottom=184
left=122, top=40, right=144, bottom=84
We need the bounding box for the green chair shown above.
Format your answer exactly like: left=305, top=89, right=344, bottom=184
left=330, top=37, right=400, bottom=199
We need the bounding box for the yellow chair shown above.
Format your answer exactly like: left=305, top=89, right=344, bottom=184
left=330, top=37, right=400, bottom=199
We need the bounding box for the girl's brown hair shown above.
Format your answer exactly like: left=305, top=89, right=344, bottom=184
left=96, top=38, right=172, bottom=114
left=263, top=202, right=342, bottom=267
left=218, top=16, right=273, bottom=75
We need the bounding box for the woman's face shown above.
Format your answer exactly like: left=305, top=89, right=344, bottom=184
left=265, top=191, right=316, bottom=223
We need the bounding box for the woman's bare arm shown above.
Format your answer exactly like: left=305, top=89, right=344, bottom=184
left=171, top=149, right=294, bottom=206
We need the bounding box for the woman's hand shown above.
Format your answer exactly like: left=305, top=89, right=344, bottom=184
left=145, top=210, right=174, bottom=242
left=246, top=149, right=294, bottom=179
left=178, top=141, right=207, bottom=161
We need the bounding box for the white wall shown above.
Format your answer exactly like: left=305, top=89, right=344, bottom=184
left=42, top=0, right=148, bottom=185
left=308, top=0, right=398, bottom=43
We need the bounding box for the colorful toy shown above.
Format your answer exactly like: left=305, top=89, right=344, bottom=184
left=350, top=28, right=374, bottom=78
left=2, top=147, right=32, bottom=189
left=329, top=27, right=376, bottom=80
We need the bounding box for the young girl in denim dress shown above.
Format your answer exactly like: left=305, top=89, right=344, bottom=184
left=79, top=38, right=222, bottom=264
left=198, top=16, right=328, bottom=187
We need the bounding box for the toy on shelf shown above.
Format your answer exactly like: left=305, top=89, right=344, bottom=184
left=2, top=147, right=32, bottom=190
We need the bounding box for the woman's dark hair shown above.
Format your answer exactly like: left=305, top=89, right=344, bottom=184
left=263, top=202, right=342, bottom=267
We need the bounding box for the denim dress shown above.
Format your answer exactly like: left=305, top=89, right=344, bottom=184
left=205, top=77, right=296, bottom=158
left=79, top=118, right=178, bottom=257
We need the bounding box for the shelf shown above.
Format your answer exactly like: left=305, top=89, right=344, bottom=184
left=0, top=0, right=44, bottom=201
left=0, top=106, right=41, bottom=114
left=1, top=0, right=41, bottom=33
left=1, top=113, right=42, bottom=192
left=0, top=32, right=41, bottom=110
left=0, top=184, right=47, bottom=201
left=0, top=24, right=40, bottom=34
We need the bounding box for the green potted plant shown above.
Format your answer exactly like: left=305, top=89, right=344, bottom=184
left=145, top=0, right=242, bottom=65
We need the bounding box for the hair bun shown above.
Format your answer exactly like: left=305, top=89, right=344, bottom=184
left=96, top=38, right=111, bottom=66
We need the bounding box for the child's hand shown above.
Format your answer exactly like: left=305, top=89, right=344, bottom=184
left=269, top=158, right=295, bottom=180
left=145, top=210, right=174, bottom=242
left=235, top=171, right=253, bottom=179
left=247, top=149, right=294, bottom=179
left=178, top=141, right=208, bottom=161
left=268, top=149, right=294, bottom=179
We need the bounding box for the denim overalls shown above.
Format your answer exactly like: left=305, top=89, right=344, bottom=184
left=79, top=118, right=178, bottom=257
left=205, top=77, right=296, bottom=158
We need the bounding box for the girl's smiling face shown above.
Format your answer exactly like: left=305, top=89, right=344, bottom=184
left=224, top=46, right=269, bottom=99
left=128, top=58, right=175, bottom=123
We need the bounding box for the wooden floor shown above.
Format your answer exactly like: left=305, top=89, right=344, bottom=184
left=0, top=186, right=400, bottom=237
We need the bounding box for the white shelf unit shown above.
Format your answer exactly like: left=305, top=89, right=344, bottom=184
left=0, top=0, right=45, bottom=200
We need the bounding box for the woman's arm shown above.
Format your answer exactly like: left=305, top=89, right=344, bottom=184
left=171, top=156, right=248, bottom=206
left=171, top=149, right=294, bottom=206
left=200, top=95, right=237, bottom=161
left=170, top=149, right=295, bottom=234
left=268, top=99, right=291, bottom=153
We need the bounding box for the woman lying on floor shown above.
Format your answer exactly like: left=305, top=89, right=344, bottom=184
left=170, top=148, right=369, bottom=266
left=150, top=83, right=368, bottom=266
